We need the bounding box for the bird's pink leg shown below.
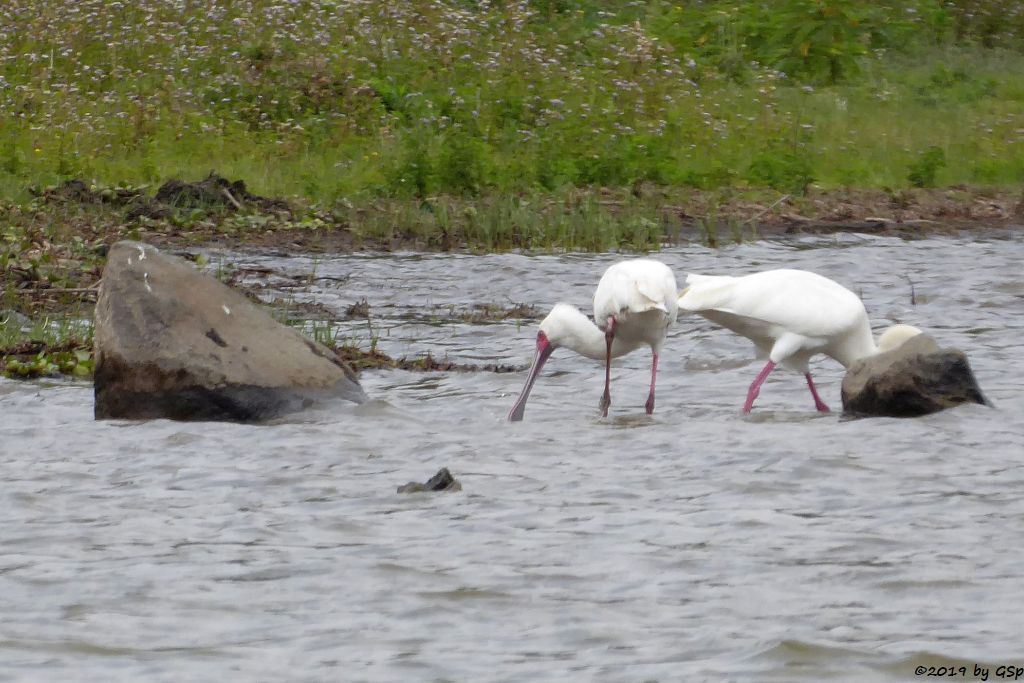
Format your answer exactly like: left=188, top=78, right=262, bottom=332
left=645, top=351, right=658, bottom=415
left=804, top=372, right=831, bottom=412
left=743, top=360, right=776, bottom=413
left=600, top=316, right=615, bottom=417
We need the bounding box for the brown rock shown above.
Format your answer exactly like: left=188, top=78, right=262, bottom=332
left=397, top=468, right=462, bottom=493
left=841, top=334, right=989, bottom=417
left=94, top=241, right=366, bottom=421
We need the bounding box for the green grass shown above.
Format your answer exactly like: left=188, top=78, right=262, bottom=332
left=0, top=310, right=93, bottom=378
left=1, top=0, right=1023, bottom=214
left=4, top=0, right=1023, bottom=379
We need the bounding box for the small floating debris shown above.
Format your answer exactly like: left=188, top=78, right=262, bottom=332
left=397, top=467, right=462, bottom=494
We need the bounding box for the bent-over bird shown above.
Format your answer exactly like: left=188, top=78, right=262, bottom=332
left=508, top=259, right=678, bottom=421
left=678, top=268, right=921, bottom=413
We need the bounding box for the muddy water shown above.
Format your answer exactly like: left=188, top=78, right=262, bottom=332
left=2, top=234, right=1023, bottom=681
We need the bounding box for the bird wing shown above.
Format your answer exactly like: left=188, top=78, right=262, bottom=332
left=678, top=269, right=866, bottom=339
left=594, top=259, right=679, bottom=323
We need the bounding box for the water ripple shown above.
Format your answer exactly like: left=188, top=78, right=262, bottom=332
left=2, top=236, right=1023, bottom=680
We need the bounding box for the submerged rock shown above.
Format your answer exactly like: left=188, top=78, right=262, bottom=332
left=841, top=334, right=989, bottom=417
left=94, top=241, right=367, bottom=421
left=397, top=468, right=462, bottom=493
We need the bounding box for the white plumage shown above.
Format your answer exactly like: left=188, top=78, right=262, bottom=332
left=678, top=268, right=921, bottom=412
left=508, top=259, right=678, bottom=421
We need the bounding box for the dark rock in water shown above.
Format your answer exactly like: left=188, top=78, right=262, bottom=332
left=397, top=467, right=462, bottom=493
left=841, top=334, right=989, bottom=417
left=94, top=241, right=366, bottom=421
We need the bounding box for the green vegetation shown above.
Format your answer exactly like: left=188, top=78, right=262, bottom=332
left=0, top=311, right=93, bottom=379
left=1, top=0, right=1022, bottom=209
left=3, top=0, right=1024, bottom=378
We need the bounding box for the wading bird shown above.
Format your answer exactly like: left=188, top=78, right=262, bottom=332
left=678, top=268, right=921, bottom=413
left=507, top=259, right=678, bottom=421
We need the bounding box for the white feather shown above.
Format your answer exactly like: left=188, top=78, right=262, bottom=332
left=679, top=268, right=921, bottom=372
left=508, top=258, right=679, bottom=420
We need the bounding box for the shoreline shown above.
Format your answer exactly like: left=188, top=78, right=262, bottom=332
left=2, top=183, right=1022, bottom=380
left=121, top=184, right=1024, bottom=253
left=4, top=182, right=1023, bottom=307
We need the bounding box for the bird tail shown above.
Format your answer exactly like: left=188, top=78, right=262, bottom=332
left=677, top=273, right=737, bottom=312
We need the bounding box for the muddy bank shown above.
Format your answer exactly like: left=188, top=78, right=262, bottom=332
left=4, top=175, right=1022, bottom=319
left=34, top=173, right=290, bottom=220
left=334, top=346, right=520, bottom=373
left=142, top=184, right=1024, bottom=254
left=25, top=175, right=1024, bottom=254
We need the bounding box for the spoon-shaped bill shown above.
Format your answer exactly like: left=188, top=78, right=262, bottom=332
left=507, top=334, right=554, bottom=422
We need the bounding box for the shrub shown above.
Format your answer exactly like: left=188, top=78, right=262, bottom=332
left=745, top=151, right=815, bottom=194
left=907, top=146, right=946, bottom=187
left=387, top=133, right=435, bottom=197
left=437, top=132, right=490, bottom=196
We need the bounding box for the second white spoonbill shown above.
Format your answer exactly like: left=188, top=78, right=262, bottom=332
left=678, top=268, right=921, bottom=413
left=508, top=259, right=678, bottom=421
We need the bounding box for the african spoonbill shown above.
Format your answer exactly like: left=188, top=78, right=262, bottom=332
left=678, top=268, right=921, bottom=413
left=508, top=259, right=678, bottom=421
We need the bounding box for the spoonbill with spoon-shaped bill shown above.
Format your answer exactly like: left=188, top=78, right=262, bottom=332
left=508, top=259, right=678, bottom=421
left=678, top=268, right=922, bottom=413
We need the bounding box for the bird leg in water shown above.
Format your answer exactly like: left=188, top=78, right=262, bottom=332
left=645, top=351, right=658, bottom=414
left=743, top=360, right=776, bottom=413
left=804, top=372, right=831, bottom=412
left=600, top=316, right=616, bottom=417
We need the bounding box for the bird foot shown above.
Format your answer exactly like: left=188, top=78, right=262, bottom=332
left=815, top=402, right=831, bottom=413
left=599, top=393, right=611, bottom=417
left=644, top=394, right=655, bottom=415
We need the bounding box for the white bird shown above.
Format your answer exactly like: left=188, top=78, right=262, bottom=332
left=508, top=259, right=679, bottom=421
left=678, top=268, right=922, bottom=413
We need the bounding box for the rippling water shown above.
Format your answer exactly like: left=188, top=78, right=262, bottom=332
left=2, top=234, right=1023, bottom=681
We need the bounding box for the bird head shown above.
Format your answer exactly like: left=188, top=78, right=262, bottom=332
left=508, top=304, right=589, bottom=421
left=877, top=324, right=923, bottom=353
left=507, top=326, right=556, bottom=422
left=538, top=302, right=604, bottom=349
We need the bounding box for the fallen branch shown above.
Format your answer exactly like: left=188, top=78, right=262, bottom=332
left=221, top=187, right=244, bottom=211
left=744, top=194, right=791, bottom=224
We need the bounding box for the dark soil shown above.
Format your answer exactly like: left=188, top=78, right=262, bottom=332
left=1, top=339, right=87, bottom=357
left=152, top=173, right=291, bottom=213
left=664, top=186, right=1024, bottom=242
left=36, top=179, right=146, bottom=206
left=334, top=345, right=521, bottom=373
left=38, top=173, right=293, bottom=222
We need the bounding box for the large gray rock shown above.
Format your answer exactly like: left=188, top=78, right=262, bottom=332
left=841, top=334, right=989, bottom=417
left=94, top=241, right=366, bottom=421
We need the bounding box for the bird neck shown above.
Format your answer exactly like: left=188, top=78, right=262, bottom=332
left=831, top=319, right=879, bottom=368
left=833, top=323, right=922, bottom=367
left=550, top=306, right=640, bottom=360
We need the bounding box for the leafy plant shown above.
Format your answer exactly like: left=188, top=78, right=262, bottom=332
left=745, top=151, right=815, bottom=194
left=766, top=1, right=877, bottom=84
left=437, top=132, right=490, bottom=196
left=907, top=146, right=946, bottom=187
left=387, top=132, right=434, bottom=197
